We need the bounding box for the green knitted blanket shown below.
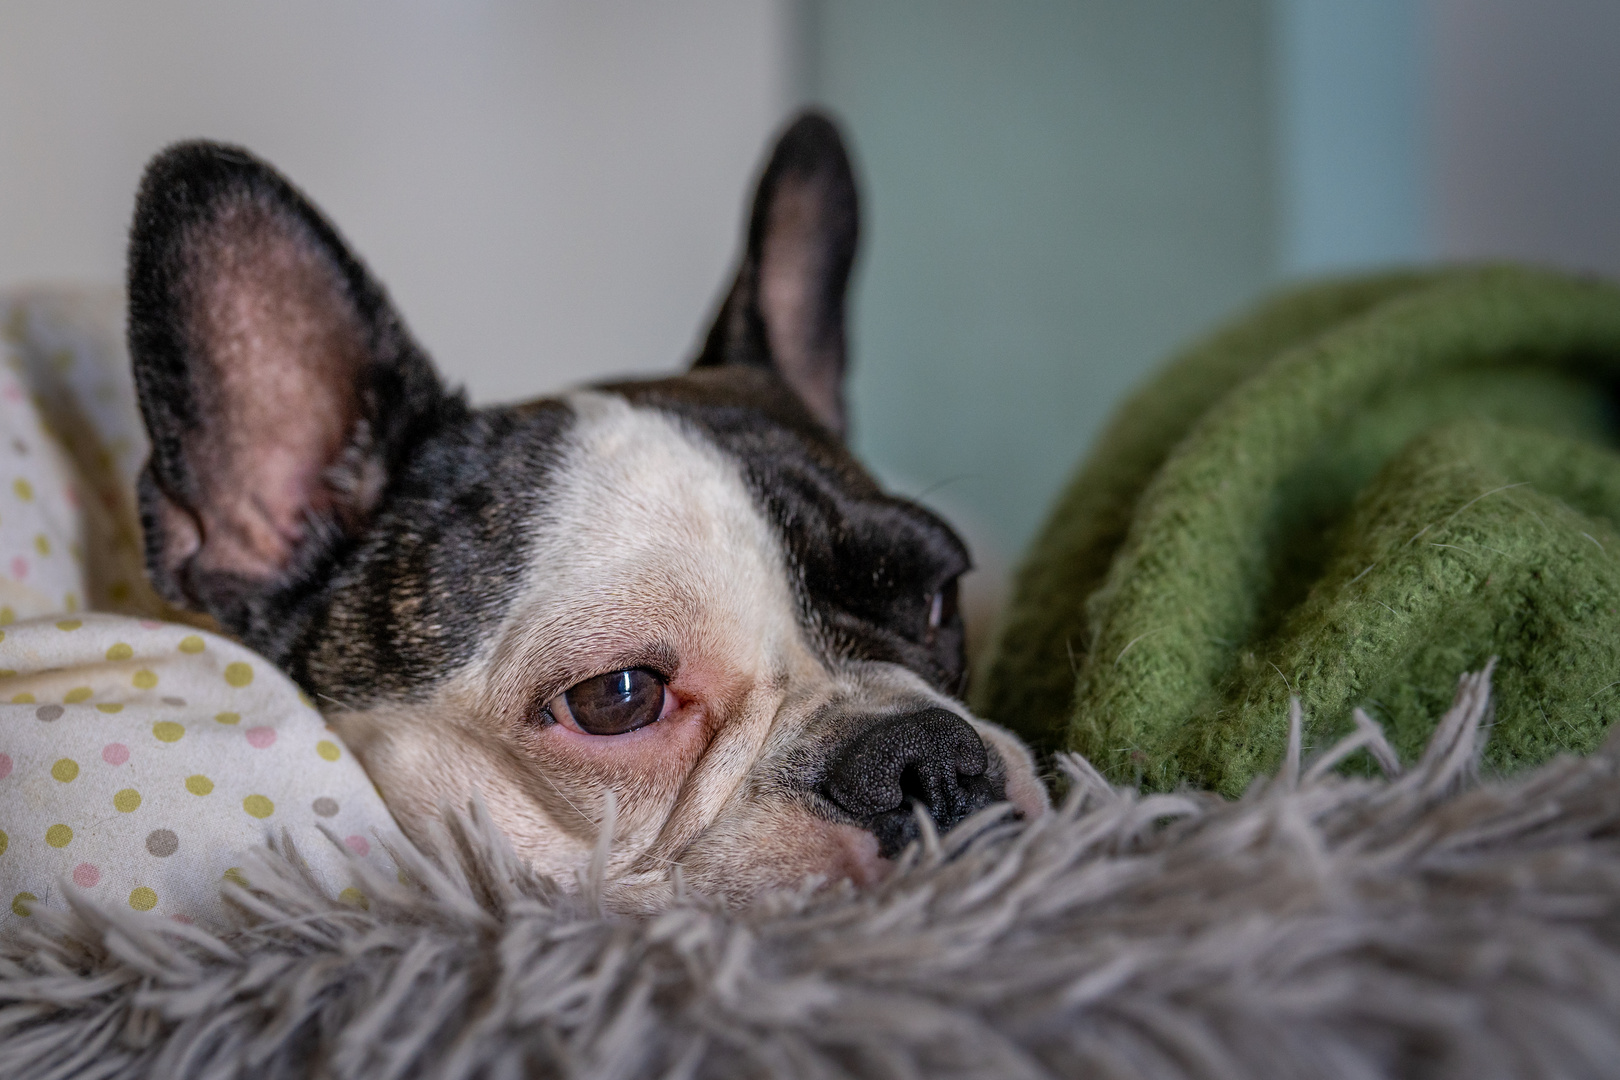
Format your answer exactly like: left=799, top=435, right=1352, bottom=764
left=976, top=267, right=1620, bottom=796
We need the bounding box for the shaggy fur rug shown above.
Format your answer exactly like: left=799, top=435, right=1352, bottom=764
left=4, top=665, right=1620, bottom=1079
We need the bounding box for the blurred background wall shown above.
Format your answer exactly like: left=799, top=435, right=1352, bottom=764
left=0, top=1, right=796, bottom=398
left=3, top=0, right=1619, bottom=589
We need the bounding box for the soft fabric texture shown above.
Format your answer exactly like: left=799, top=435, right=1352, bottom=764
left=0, top=613, right=401, bottom=930
left=978, top=266, right=1620, bottom=795
left=0, top=292, right=400, bottom=929
left=0, top=289, right=161, bottom=622
left=7, top=669, right=1620, bottom=1079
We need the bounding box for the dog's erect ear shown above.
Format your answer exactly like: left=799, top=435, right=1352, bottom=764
left=695, top=111, right=859, bottom=438
left=127, top=141, right=451, bottom=635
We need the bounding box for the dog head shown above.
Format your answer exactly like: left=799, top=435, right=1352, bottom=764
left=125, top=113, right=1046, bottom=902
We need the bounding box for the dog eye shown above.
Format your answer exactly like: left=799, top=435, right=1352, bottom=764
left=927, top=580, right=959, bottom=629
left=551, top=668, right=668, bottom=736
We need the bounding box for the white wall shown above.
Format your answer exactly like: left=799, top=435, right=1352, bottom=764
left=0, top=0, right=794, bottom=403
left=1435, top=0, right=1620, bottom=278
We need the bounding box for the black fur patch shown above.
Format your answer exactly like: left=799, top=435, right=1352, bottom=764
left=608, top=367, right=970, bottom=696
left=291, top=400, right=575, bottom=704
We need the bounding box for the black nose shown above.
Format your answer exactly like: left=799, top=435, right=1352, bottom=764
left=820, top=707, right=1005, bottom=858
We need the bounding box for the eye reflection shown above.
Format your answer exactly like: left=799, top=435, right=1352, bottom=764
left=925, top=578, right=959, bottom=645
left=551, top=668, right=667, bottom=736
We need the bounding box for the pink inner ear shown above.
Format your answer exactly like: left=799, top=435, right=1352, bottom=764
left=759, top=176, right=843, bottom=433
left=181, top=199, right=370, bottom=582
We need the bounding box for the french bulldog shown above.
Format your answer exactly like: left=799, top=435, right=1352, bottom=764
left=125, top=112, right=1046, bottom=903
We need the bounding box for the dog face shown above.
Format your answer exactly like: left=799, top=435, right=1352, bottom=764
left=125, top=114, right=1046, bottom=903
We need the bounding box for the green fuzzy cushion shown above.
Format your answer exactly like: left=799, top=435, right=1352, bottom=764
left=975, top=266, right=1620, bottom=795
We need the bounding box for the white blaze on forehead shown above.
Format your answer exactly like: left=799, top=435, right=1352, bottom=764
left=477, top=390, right=814, bottom=719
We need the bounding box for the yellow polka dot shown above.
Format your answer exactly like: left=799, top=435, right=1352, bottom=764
left=64, top=686, right=92, bottom=703
left=13, top=478, right=32, bottom=501
left=105, top=642, right=134, bottom=662
left=214, top=711, right=240, bottom=725
left=33, top=534, right=49, bottom=556
left=0, top=630, right=5, bottom=643
left=95, top=702, right=123, bottom=714
left=223, top=867, right=248, bottom=888
left=0, top=830, right=7, bottom=856
left=128, top=887, right=157, bottom=912
left=185, top=774, right=214, bottom=796
left=50, top=758, right=78, bottom=782
left=0, top=607, right=10, bottom=625
left=9, top=692, right=31, bottom=704
left=55, top=619, right=81, bottom=632
left=132, top=669, right=158, bottom=689
left=63, top=594, right=78, bottom=613
left=11, top=892, right=35, bottom=917
left=297, top=690, right=315, bottom=708
left=177, top=635, right=205, bottom=654
left=316, top=740, right=341, bottom=762
left=113, top=788, right=141, bottom=812
left=152, top=721, right=184, bottom=743
left=224, top=662, right=254, bottom=688
left=339, top=887, right=369, bottom=910
left=0, top=670, right=14, bottom=678
left=242, top=794, right=274, bottom=819
left=45, top=824, right=72, bottom=848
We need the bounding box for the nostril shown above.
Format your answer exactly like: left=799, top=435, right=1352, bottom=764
left=820, top=707, right=1006, bottom=858
left=897, top=763, right=935, bottom=811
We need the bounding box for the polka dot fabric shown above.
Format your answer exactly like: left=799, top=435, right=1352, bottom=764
left=0, top=290, right=179, bottom=626
left=0, top=613, right=401, bottom=927
left=0, top=292, right=402, bottom=927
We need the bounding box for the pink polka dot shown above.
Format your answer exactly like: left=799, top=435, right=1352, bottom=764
left=0, top=753, right=10, bottom=780
left=344, top=835, right=371, bottom=856
left=139, top=620, right=163, bottom=630
left=9, top=556, right=26, bottom=580
left=1, top=385, right=22, bottom=402
left=170, top=913, right=193, bottom=925
left=72, top=863, right=101, bottom=888
left=102, top=743, right=130, bottom=766
left=245, top=726, right=277, bottom=749
left=64, top=485, right=79, bottom=509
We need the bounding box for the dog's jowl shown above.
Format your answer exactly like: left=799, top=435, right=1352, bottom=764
left=125, top=113, right=1046, bottom=903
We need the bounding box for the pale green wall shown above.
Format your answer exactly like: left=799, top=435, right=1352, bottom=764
left=804, top=1, right=1277, bottom=558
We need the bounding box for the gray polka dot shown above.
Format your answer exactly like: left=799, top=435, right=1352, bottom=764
left=162, top=697, right=187, bottom=707
left=145, top=829, right=179, bottom=857
left=35, top=705, right=63, bottom=722
left=312, top=797, right=339, bottom=818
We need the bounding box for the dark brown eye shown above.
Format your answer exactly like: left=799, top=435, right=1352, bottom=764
left=556, top=668, right=667, bottom=736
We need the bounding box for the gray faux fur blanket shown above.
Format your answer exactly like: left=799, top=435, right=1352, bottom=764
left=3, top=665, right=1620, bottom=1079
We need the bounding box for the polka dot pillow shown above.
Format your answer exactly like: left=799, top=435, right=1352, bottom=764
left=0, top=613, right=401, bottom=927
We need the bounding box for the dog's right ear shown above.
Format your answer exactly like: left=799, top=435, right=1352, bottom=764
left=694, top=111, right=859, bottom=438
left=127, top=141, right=453, bottom=638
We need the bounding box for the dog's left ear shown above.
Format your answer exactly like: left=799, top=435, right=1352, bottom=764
left=695, top=111, right=859, bottom=438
